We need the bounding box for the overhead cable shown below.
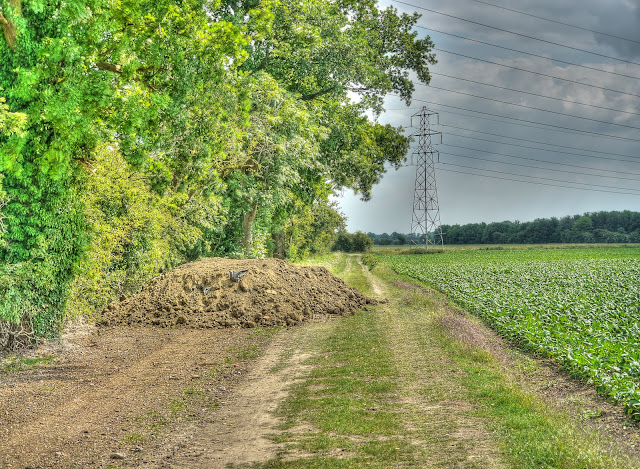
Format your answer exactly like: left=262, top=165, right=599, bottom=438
left=390, top=0, right=640, bottom=67
left=439, top=124, right=640, bottom=160
left=430, top=73, right=640, bottom=117
left=411, top=98, right=640, bottom=143
left=464, top=0, right=640, bottom=46
left=436, top=49, right=640, bottom=100
left=443, top=134, right=640, bottom=166
left=439, top=162, right=640, bottom=193
left=425, top=84, right=640, bottom=131
left=437, top=168, right=640, bottom=197
left=439, top=150, right=640, bottom=181
left=420, top=27, right=640, bottom=81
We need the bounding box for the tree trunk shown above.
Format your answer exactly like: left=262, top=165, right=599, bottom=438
left=272, top=231, right=285, bottom=259
left=242, top=203, right=258, bottom=254
left=0, top=0, right=20, bottom=50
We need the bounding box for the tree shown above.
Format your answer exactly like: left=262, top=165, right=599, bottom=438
left=238, top=0, right=435, bottom=198
left=0, top=0, right=438, bottom=344
left=332, top=230, right=372, bottom=253
left=0, top=0, right=256, bottom=340
left=219, top=0, right=436, bottom=252
left=573, top=215, right=594, bottom=233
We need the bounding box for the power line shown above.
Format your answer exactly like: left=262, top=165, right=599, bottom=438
left=439, top=162, right=640, bottom=193
left=439, top=124, right=640, bottom=160
left=437, top=167, right=640, bottom=197
left=390, top=94, right=572, bottom=134
left=417, top=104, right=596, bottom=137
left=465, top=0, right=640, bottom=46
left=426, top=84, right=640, bottom=132
left=430, top=73, right=640, bottom=117
left=439, top=150, right=640, bottom=181
left=388, top=96, right=640, bottom=144
left=421, top=27, right=640, bottom=81
left=391, top=0, right=640, bottom=67
left=411, top=98, right=640, bottom=143
left=443, top=135, right=640, bottom=167
left=436, top=48, right=640, bottom=100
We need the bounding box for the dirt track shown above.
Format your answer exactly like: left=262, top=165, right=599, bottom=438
left=0, top=323, right=276, bottom=468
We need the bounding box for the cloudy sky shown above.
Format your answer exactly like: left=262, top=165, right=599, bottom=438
left=336, top=0, right=640, bottom=234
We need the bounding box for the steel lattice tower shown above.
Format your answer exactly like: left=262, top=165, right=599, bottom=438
left=410, top=107, right=444, bottom=251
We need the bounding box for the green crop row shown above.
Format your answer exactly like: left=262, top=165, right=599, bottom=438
left=380, top=248, right=640, bottom=419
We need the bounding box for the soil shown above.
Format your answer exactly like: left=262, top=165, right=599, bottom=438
left=0, top=322, right=269, bottom=468
left=101, top=257, right=373, bottom=329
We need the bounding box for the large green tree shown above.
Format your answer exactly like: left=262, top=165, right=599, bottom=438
left=0, top=0, right=256, bottom=341
left=222, top=0, right=435, bottom=250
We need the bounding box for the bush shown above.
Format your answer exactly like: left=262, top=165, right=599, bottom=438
left=66, top=145, right=220, bottom=320
left=332, top=231, right=373, bottom=253
left=361, top=253, right=379, bottom=270
left=0, top=174, right=85, bottom=348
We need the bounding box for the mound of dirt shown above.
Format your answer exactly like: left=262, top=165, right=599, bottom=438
left=100, top=258, right=375, bottom=328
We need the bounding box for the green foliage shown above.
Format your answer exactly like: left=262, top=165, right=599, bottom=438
left=0, top=0, right=436, bottom=347
left=1, top=354, right=55, bottom=373
left=67, top=145, right=221, bottom=319
left=382, top=247, right=640, bottom=417
left=0, top=91, right=25, bottom=136
left=440, top=210, right=640, bottom=245
left=361, top=253, right=379, bottom=270
left=0, top=0, right=246, bottom=344
left=332, top=231, right=373, bottom=253
left=0, top=175, right=85, bottom=345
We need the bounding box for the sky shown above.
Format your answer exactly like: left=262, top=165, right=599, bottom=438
left=335, top=0, right=640, bottom=234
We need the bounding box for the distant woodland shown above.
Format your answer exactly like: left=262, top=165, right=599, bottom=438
left=368, top=210, right=640, bottom=245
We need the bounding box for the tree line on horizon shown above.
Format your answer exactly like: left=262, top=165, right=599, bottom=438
left=368, top=210, right=640, bottom=246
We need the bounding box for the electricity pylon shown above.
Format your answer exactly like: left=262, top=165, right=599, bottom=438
left=410, top=107, right=444, bottom=252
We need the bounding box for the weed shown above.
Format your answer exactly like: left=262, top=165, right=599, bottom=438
left=122, top=432, right=145, bottom=445
left=1, top=355, right=56, bottom=373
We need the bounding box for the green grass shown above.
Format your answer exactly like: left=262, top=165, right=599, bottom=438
left=254, top=253, right=639, bottom=468
left=229, top=344, right=262, bottom=360
left=255, top=285, right=417, bottom=466
left=1, top=354, right=56, bottom=373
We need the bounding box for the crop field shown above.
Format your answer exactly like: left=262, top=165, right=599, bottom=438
left=380, top=247, right=640, bottom=419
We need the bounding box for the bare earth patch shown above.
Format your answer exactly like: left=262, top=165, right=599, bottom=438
left=140, top=335, right=313, bottom=467
left=0, top=323, right=271, bottom=468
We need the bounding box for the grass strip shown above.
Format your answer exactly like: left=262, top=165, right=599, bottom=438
left=253, top=258, right=417, bottom=467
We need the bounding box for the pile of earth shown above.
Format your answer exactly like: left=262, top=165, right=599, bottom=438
left=100, top=257, right=376, bottom=328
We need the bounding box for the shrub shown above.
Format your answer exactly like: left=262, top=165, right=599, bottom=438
left=66, top=145, right=220, bottom=320
left=332, top=231, right=373, bottom=253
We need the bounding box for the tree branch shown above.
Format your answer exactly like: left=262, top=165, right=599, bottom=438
left=96, top=61, right=123, bottom=74
left=95, top=61, right=159, bottom=91
left=0, top=12, right=17, bottom=50
left=301, top=86, right=339, bottom=101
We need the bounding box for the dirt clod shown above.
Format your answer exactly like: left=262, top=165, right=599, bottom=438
left=100, top=258, right=373, bottom=329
